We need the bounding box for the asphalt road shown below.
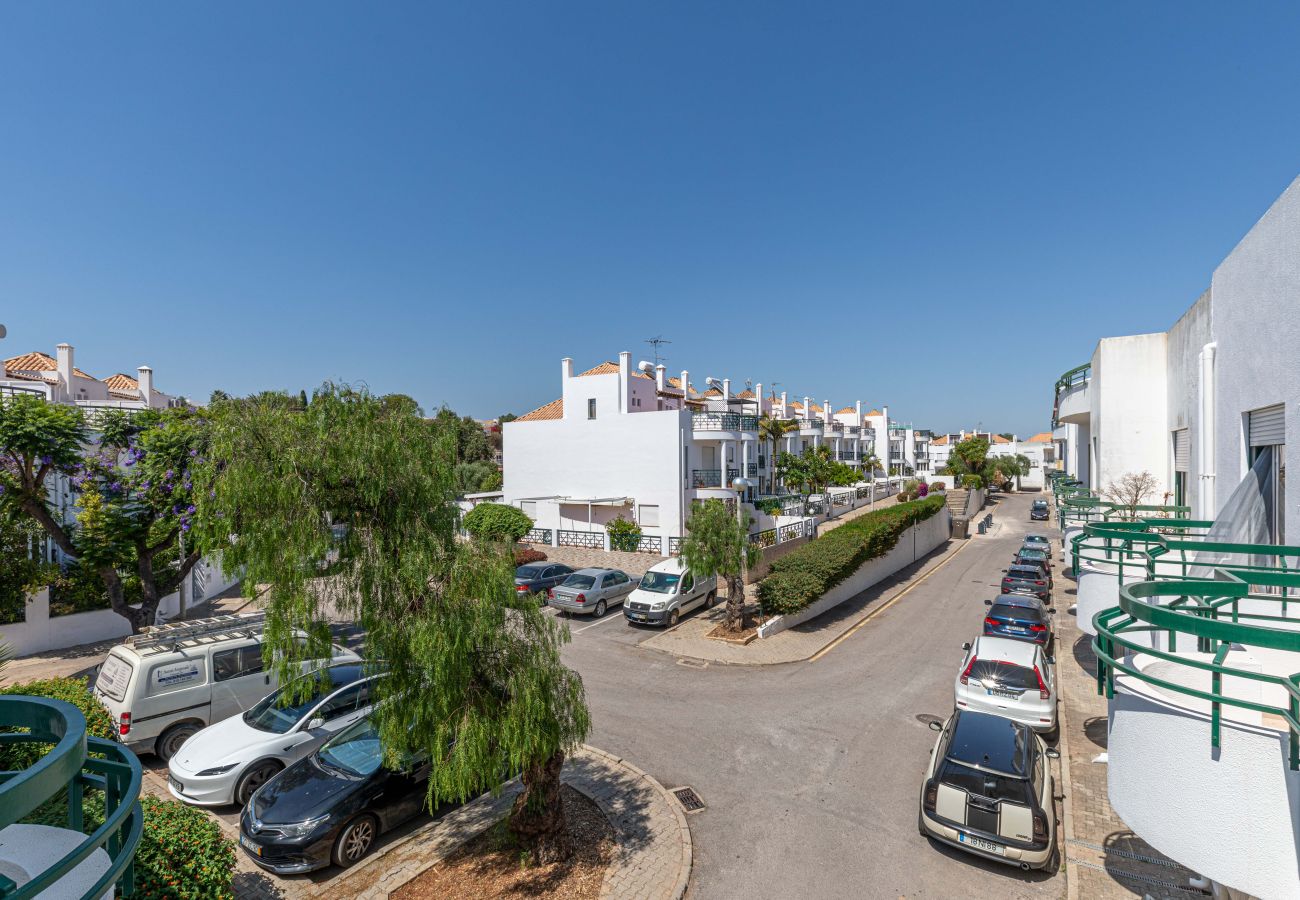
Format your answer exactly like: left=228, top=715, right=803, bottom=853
left=561, top=491, right=1066, bottom=900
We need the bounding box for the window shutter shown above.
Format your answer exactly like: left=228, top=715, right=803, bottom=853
left=1173, top=429, right=1190, bottom=472
left=1248, top=404, right=1286, bottom=447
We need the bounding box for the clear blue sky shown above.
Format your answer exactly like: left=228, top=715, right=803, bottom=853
left=3, top=3, right=1299, bottom=437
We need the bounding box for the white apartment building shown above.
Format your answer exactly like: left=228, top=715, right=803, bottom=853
left=1054, top=174, right=1299, bottom=542
left=1, top=342, right=177, bottom=411
left=929, top=429, right=1054, bottom=489
left=502, top=353, right=893, bottom=551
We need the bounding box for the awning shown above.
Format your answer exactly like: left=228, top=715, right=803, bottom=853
left=559, top=496, right=633, bottom=506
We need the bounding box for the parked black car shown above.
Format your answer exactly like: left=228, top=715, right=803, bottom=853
left=239, top=718, right=433, bottom=874
left=1001, top=563, right=1050, bottom=601
left=1030, top=500, right=1050, bottom=521
left=514, top=563, right=574, bottom=600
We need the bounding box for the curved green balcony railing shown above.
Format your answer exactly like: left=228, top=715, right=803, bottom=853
left=1094, top=568, right=1300, bottom=770
left=1051, top=363, right=1091, bottom=427
left=0, top=696, right=143, bottom=898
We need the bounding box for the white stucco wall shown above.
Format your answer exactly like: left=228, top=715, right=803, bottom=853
left=1108, top=672, right=1300, bottom=899
left=1206, top=175, right=1300, bottom=543
left=1091, top=333, right=1170, bottom=501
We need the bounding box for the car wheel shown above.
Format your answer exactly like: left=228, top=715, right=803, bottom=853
left=156, top=722, right=201, bottom=762
left=703, top=591, right=717, bottom=609
left=667, top=609, right=680, bottom=627
left=332, top=814, right=379, bottom=868
left=235, top=761, right=281, bottom=807
left=594, top=599, right=607, bottom=618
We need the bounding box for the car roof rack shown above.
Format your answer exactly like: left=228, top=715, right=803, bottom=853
left=125, top=612, right=268, bottom=654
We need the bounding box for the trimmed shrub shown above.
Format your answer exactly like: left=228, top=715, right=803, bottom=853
left=961, top=474, right=983, bottom=489
left=0, top=677, right=116, bottom=771
left=756, top=495, right=946, bottom=616
left=25, top=793, right=235, bottom=900
left=754, top=498, right=784, bottom=517
left=931, top=481, right=946, bottom=492
left=514, top=547, right=548, bottom=566
left=917, top=481, right=929, bottom=498
left=605, top=516, right=642, bottom=552
left=463, top=502, right=534, bottom=542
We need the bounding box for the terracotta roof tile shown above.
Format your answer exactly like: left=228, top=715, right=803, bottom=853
left=576, top=361, right=650, bottom=379
left=836, top=406, right=855, bottom=415
left=516, top=398, right=563, bottom=422
left=103, top=373, right=139, bottom=391
left=734, top=389, right=755, bottom=399
left=3, top=351, right=97, bottom=381
left=991, top=435, right=1011, bottom=444
left=1026, top=431, right=1053, bottom=443
left=704, top=388, right=723, bottom=397
left=865, top=409, right=882, bottom=416
left=932, top=435, right=949, bottom=445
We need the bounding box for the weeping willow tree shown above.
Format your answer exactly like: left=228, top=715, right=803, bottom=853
left=196, top=385, right=590, bottom=861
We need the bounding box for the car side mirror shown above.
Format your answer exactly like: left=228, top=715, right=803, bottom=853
left=961, top=641, right=971, bottom=651
left=983, top=599, right=993, bottom=606
left=1044, top=748, right=1061, bottom=759
left=1001, top=569, right=1008, bottom=574
left=1044, top=656, right=1055, bottom=666
left=306, top=717, right=325, bottom=731
left=928, top=720, right=943, bottom=732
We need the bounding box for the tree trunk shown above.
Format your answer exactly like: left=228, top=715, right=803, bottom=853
left=98, top=566, right=150, bottom=633
left=725, top=574, right=747, bottom=632
left=508, top=749, right=570, bottom=863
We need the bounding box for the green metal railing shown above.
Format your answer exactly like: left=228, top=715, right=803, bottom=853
left=1094, top=575, right=1300, bottom=769
left=0, top=696, right=143, bottom=898
left=1051, top=363, right=1091, bottom=427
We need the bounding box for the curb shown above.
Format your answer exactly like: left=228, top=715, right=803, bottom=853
left=580, top=745, right=693, bottom=900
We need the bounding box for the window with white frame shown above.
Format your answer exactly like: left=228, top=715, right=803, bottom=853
left=639, top=504, right=660, bottom=527
left=588, top=398, right=597, bottom=419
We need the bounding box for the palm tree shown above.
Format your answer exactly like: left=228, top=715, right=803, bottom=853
left=758, top=414, right=797, bottom=494
left=860, top=451, right=882, bottom=499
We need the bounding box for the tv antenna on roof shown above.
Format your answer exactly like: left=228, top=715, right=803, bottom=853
left=645, top=335, right=671, bottom=367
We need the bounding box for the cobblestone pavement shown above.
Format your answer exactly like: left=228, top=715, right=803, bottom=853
left=203, top=745, right=691, bottom=900
left=1052, top=534, right=1206, bottom=899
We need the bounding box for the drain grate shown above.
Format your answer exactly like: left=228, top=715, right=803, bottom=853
left=672, top=787, right=705, bottom=812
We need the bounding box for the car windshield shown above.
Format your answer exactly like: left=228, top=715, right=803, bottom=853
left=990, top=603, right=1043, bottom=623
left=516, top=565, right=545, bottom=578
left=244, top=681, right=331, bottom=734
left=1008, top=567, right=1042, bottom=579
left=938, top=759, right=1032, bottom=805
left=969, top=659, right=1038, bottom=691
left=1032, top=501, right=1047, bottom=508
left=638, top=571, right=681, bottom=594
left=317, top=718, right=384, bottom=777
left=1018, top=548, right=1046, bottom=558
left=561, top=574, right=597, bottom=589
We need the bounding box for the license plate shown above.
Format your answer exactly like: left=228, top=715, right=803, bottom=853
left=168, top=776, right=184, bottom=794
left=239, top=834, right=262, bottom=856
left=988, top=688, right=1019, bottom=699
left=958, top=832, right=1005, bottom=855
left=628, top=614, right=646, bottom=622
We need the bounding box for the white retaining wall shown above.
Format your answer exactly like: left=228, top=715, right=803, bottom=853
left=0, top=556, right=240, bottom=656
left=757, top=506, right=951, bottom=638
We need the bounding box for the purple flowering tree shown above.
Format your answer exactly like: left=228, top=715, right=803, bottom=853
left=0, top=394, right=208, bottom=632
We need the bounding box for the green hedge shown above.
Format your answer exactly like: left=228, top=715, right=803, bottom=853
left=756, top=495, right=946, bottom=616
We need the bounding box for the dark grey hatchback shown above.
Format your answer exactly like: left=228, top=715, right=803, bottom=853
left=1001, top=563, right=1050, bottom=601
left=240, top=717, right=433, bottom=874
left=514, top=563, right=574, bottom=601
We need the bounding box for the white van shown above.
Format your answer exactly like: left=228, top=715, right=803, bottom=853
left=92, top=613, right=360, bottom=761
left=623, top=558, right=718, bottom=627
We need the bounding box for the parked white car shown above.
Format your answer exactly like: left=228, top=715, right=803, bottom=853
left=622, top=558, right=718, bottom=627
left=954, top=635, right=1057, bottom=737
left=167, top=663, right=384, bottom=807
left=93, top=613, right=360, bottom=761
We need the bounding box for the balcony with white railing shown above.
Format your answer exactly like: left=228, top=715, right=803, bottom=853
left=797, top=418, right=824, bottom=436
left=691, top=412, right=758, bottom=440
left=1053, top=363, right=1091, bottom=426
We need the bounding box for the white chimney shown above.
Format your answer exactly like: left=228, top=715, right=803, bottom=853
left=803, top=396, right=810, bottom=419
left=655, top=364, right=666, bottom=392
left=824, top=399, right=830, bottom=422
left=137, top=366, right=154, bottom=406
left=855, top=400, right=862, bottom=421
left=56, top=343, right=73, bottom=397
left=722, top=378, right=731, bottom=402
left=781, top=391, right=788, bottom=413
left=755, top=382, right=763, bottom=415
left=680, top=370, right=689, bottom=405
left=618, top=351, right=631, bottom=414
left=561, top=357, right=574, bottom=380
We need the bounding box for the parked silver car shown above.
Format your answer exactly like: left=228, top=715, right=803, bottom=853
left=548, top=567, right=636, bottom=617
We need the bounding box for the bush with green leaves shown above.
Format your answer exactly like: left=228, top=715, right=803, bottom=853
left=462, top=502, right=534, bottom=542
left=754, top=498, right=785, bottom=517
left=24, top=793, right=234, bottom=900
left=0, top=677, right=116, bottom=771
left=605, top=516, right=642, bottom=552
left=756, top=495, right=946, bottom=616
left=961, top=474, right=983, bottom=489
